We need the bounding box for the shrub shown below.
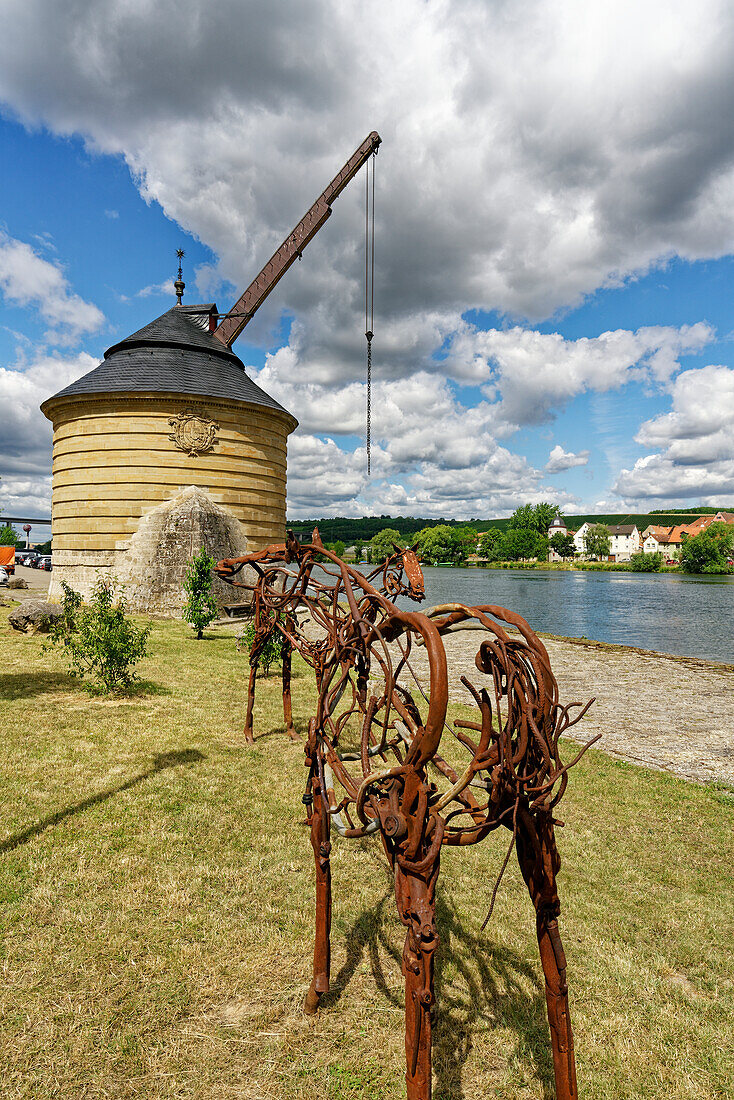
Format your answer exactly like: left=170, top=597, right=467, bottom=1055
left=630, top=551, right=663, bottom=572
left=45, top=579, right=151, bottom=694
left=182, top=548, right=218, bottom=638
left=238, top=621, right=283, bottom=676
left=679, top=523, right=734, bottom=574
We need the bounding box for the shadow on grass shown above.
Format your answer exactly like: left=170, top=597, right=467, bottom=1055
left=0, top=671, right=170, bottom=701
left=0, top=749, right=205, bottom=854
left=0, top=670, right=78, bottom=700
left=432, top=891, right=555, bottom=1100
left=248, top=718, right=310, bottom=743
left=321, top=857, right=555, bottom=1099
left=82, top=678, right=171, bottom=698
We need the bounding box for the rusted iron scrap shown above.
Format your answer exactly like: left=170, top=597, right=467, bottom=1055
left=216, top=531, right=596, bottom=1100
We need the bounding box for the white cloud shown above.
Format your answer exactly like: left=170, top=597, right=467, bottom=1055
left=546, top=444, right=590, bottom=473
left=0, top=232, right=104, bottom=344
left=259, top=318, right=713, bottom=515
left=0, top=476, right=53, bottom=521
left=0, top=351, right=97, bottom=479
left=613, top=364, right=734, bottom=500
left=1, top=2, right=734, bottom=343
left=137, top=278, right=175, bottom=298
left=445, top=322, right=714, bottom=429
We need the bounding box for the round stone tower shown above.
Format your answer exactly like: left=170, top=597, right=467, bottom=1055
left=41, top=302, right=297, bottom=601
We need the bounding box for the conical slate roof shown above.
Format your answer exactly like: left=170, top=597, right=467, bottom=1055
left=41, top=305, right=297, bottom=426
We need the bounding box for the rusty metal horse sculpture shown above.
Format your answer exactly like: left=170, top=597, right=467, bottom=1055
left=216, top=532, right=595, bottom=1100
left=222, top=529, right=425, bottom=744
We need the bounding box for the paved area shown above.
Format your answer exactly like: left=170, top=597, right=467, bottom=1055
left=4, top=563, right=52, bottom=597
left=401, top=628, right=734, bottom=787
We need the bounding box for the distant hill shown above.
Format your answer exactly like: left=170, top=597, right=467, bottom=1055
left=287, top=516, right=488, bottom=543
left=648, top=506, right=733, bottom=515
left=287, top=508, right=734, bottom=543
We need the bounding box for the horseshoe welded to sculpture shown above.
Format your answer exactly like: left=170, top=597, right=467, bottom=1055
left=216, top=531, right=596, bottom=1100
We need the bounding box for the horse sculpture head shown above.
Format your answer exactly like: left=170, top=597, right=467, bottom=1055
left=382, top=542, right=425, bottom=602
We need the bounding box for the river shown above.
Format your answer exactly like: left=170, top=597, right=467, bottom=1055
left=397, top=566, right=734, bottom=663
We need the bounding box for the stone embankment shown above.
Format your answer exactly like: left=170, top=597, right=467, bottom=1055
left=405, top=628, right=734, bottom=787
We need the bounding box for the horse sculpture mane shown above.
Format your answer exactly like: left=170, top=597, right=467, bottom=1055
left=216, top=531, right=595, bottom=1100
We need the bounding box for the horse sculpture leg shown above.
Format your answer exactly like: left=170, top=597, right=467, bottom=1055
left=304, top=762, right=332, bottom=1015
left=393, top=799, right=441, bottom=1100
left=516, top=809, right=578, bottom=1100
left=243, top=662, right=257, bottom=744
left=281, top=642, right=297, bottom=740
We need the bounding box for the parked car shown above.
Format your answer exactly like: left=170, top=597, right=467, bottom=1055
left=0, top=547, right=15, bottom=575
left=16, top=551, right=38, bottom=567
left=37, top=556, right=53, bottom=571
left=0, top=566, right=8, bottom=586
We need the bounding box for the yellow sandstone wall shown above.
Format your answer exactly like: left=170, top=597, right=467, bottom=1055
left=44, top=391, right=294, bottom=592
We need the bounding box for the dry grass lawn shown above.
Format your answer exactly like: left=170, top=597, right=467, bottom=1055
left=1, top=606, right=732, bottom=1099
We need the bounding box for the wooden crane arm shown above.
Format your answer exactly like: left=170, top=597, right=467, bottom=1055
left=213, top=131, right=381, bottom=348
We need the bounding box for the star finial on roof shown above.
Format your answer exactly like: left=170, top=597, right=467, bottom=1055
left=174, top=248, right=185, bottom=305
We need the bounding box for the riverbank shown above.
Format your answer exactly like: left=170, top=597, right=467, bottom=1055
left=470, top=559, right=686, bottom=573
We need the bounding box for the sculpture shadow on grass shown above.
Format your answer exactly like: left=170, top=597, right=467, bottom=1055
left=322, top=853, right=555, bottom=1099
left=0, top=749, right=205, bottom=854
left=431, top=891, right=555, bottom=1100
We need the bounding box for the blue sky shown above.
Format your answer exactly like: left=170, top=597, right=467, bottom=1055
left=1, top=0, right=734, bottom=533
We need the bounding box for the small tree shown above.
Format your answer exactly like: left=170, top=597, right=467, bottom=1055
left=415, top=525, right=468, bottom=565
left=508, top=504, right=537, bottom=531
left=507, top=502, right=561, bottom=535
left=453, top=525, right=479, bottom=562
left=354, top=540, right=364, bottom=561
left=501, top=527, right=545, bottom=561
left=479, top=528, right=503, bottom=561
left=0, top=523, right=22, bottom=548
left=550, top=532, right=576, bottom=560
left=238, top=621, right=283, bottom=676
left=332, top=540, right=346, bottom=559
left=183, top=548, right=218, bottom=638
left=45, top=579, right=151, bottom=694
left=584, top=524, right=611, bottom=560
left=368, top=528, right=404, bottom=564
left=533, top=501, right=562, bottom=535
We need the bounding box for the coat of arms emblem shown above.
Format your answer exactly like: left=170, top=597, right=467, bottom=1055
left=168, top=409, right=220, bottom=457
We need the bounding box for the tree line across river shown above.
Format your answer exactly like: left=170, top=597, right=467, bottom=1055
left=289, top=506, right=734, bottom=544
left=313, top=502, right=734, bottom=575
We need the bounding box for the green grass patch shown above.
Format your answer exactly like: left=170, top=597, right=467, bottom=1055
left=1, top=608, right=732, bottom=1098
